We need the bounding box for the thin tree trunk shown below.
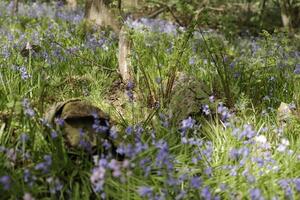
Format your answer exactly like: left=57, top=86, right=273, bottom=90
left=12, top=0, right=19, bottom=15
left=118, top=27, right=132, bottom=83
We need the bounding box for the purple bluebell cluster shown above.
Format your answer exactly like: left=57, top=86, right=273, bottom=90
left=85, top=33, right=114, bottom=51
left=217, top=103, right=232, bottom=122
left=249, top=188, right=264, bottom=200
left=1, top=1, right=83, bottom=24
left=0, top=175, right=11, bottom=190
left=125, top=81, right=135, bottom=101
left=54, top=117, right=64, bottom=127
left=12, top=66, right=31, bottom=80
left=92, top=113, right=109, bottom=134
left=91, top=159, right=106, bottom=193
left=22, top=98, right=35, bottom=118
left=19, top=133, right=29, bottom=143
left=138, top=186, right=153, bottom=198
left=34, top=155, right=52, bottom=174
left=91, top=157, right=131, bottom=197
left=23, top=169, right=36, bottom=187
left=47, top=177, right=63, bottom=194
left=125, top=17, right=184, bottom=35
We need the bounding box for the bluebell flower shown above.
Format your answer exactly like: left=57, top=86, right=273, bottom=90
left=47, top=177, right=63, bottom=194
left=189, top=57, right=195, bottom=65
left=125, top=126, right=133, bottom=135
left=22, top=99, right=35, bottom=118
left=181, top=117, right=195, bottom=131
left=205, top=167, right=213, bottom=177
left=134, top=125, right=144, bottom=136
left=202, top=141, right=213, bottom=161
left=116, top=144, right=126, bottom=156
left=116, top=143, right=137, bottom=158
left=155, top=140, right=173, bottom=170
left=79, top=139, right=92, bottom=152
left=166, top=176, right=179, bottom=186
left=217, top=103, right=232, bottom=121
left=242, top=169, right=256, bottom=183
left=293, top=178, right=300, bottom=192
left=202, top=104, right=211, bottom=115
left=234, top=72, right=241, bottom=79
left=175, top=190, right=186, bottom=200
left=190, top=176, right=202, bottom=188
left=24, top=169, right=36, bottom=187
left=229, top=146, right=249, bottom=161
left=155, top=77, right=162, bottom=84
left=0, top=175, right=10, bottom=190
left=109, top=126, right=118, bottom=139
left=134, top=141, right=148, bottom=154
left=54, top=117, right=64, bottom=126
left=108, top=159, right=122, bottom=177
left=140, top=158, right=152, bottom=177
left=159, top=113, right=169, bottom=128
left=229, top=166, right=238, bottom=176
left=17, top=66, right=31, bottom=80
left=219, top=183, right=227, bottom=191
left=239, top=124, right=256, bottom=140
left=277, top=138, right=290, bottom=152
left=178, top=174, right=188, bottom=183
left=126, top=81, right=134, bottom=90
left=249, top=188, right=264, bottom=200
left=92, top=116, right=109, bottom=133
left=294, top=64, right=300, bottom=74
left=137, top=186, right=153, bottom=198
left=20, top=133, right=29, bottom=143
left=252, top=157, right=264, bottom=167
left=35, top=155, right=52, bottom=173
left=201, top=186, right=212, bottom=200
left=91, top=165, right=106, bottom=193
left=6, top=148, right=16, bottom=163
left=50, top=131, right=58, bottom=139
left=278, top=179, right=293, bottom=198
left=229, top=148, right=240, bottom=160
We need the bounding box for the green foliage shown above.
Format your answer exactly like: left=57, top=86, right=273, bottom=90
left=0, top=1, right=300, bottom=199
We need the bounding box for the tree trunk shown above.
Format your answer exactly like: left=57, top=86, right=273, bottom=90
left=84, top=0, right=120, bottom=32
left=12, top=0, right=19, bottom=15
left=85, top=0, right=132, bottom=83
left=66, top=0, right=77, bottom=10
left=280, top=0, right=291, bottom=28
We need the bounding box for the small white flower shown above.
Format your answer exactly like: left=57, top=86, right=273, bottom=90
left=272, top=165, right=280, bottom=172
left=281, top=138, right=290, bottom=146
left=25, top=42, right=32, bottom=50
left=23, top=193, right=35, bottom=200
left=93, top=155, right=99, bottom=165
left=255, top=135, right=267, bottom=144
